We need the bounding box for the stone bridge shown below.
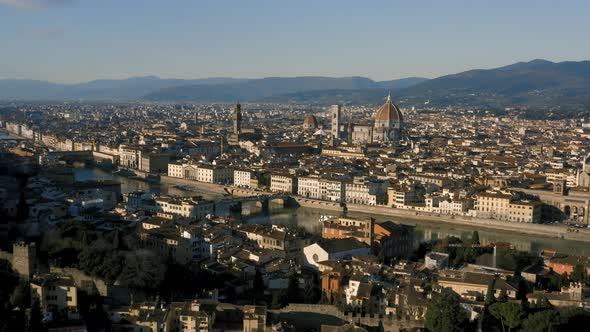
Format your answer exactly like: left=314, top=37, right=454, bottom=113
left=215, top=190, right=292, bottom=214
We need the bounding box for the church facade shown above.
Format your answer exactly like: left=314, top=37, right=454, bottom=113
left=331, top=94, right=403, bottom=145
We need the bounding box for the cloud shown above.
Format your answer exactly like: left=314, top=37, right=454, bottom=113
left=0, top=0, right=74, bottom=10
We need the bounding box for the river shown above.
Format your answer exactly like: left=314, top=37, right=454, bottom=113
left=75, top=167, right=590, bottom=255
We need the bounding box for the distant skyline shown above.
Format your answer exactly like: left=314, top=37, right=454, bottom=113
left=1, top=0, right=589, bottom=83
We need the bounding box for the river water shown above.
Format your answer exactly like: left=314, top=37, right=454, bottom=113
left=75, top=167, right=590, bottom=255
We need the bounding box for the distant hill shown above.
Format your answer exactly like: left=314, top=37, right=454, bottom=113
left=143, top=76, right=380, bottom=102
left=3, top=60, right=590, bottom=110
left=0, top=76, right=426, bottom=102
left=376, top=77, right=429, bottom=90
left=395, top=59, right=590, bottom=109
left=261, top=88, right=393, bottom=105
left=0, top=77, right=250, bottom=100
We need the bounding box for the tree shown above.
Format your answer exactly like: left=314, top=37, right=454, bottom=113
left=520, top=310, right=559, bottom=332
left=472, top=231, right=480, bottom=246
left=253, top=269, right=265, bottom=299
left=118, top=250, right=165, bottom=291
left=15, top=191, right=29, bottom=222
left=571, top=264, right=586, bottom=283
left=286, top=269, right=300, bottom=303
left=28, top=299, right=43, bottom=332
left=531, top=294, right=552, bottom=310
left=303, top=272, right=321, bottom=304
left=424, top=290, right=468, bottom=332
left=497, top=289, right=508, bottom=302
left=377, top=248, right=386, bottom=264
left=271, top=290, right=288, bottom=309
left=489, top=301, right=524, bottom=332
left=558, top=306, right=590, bottom=328
left=0, top=259, right=19, bottom=330
left=485, top=278, right=496, bottom=305
left=10, top=279, right=30, bottom=309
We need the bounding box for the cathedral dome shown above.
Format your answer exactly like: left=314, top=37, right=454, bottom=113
left=303, top=114, right=318, bottom=129
left=374, top=94, right=403, bottom=124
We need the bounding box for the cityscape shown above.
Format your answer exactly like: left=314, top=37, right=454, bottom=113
left=1, top=1, right=590, bottom=332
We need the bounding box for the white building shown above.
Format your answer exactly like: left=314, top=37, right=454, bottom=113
left=298, top=176, right=321, bottom=199
left=168, top=162, right=184, bottom=178
left=154, top=196, right=214, bottom=218
left=197, top=165, right=233, bottom=184
left=345, top=177, right=387, bottom=206
left=270, top=174, right=297, bottom=194
left=319, top=178, right=344, bottom=202
left=303, top=238, right=370, bottom=270
left=234, top=169, right=253, bottom=188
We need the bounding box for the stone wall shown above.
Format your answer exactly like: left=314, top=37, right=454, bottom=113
left=275, top=304, right=422, bottom=331
left=49, top=267, right=131, bottom=305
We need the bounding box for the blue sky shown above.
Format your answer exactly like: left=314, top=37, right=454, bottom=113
left=1, top=0, right=589, bottom=83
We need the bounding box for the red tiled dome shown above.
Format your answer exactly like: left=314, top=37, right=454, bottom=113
left=303, top=114, right=318, bottom=128
left=375, top=95, right=403, bottom=123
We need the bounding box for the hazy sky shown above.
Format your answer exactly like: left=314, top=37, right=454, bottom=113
left=1, top=0, right=589, bottom=83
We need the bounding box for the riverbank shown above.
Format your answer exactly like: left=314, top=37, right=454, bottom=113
left=159, top=175, right=590, bottom=242
left=293, top=197, right=590, bottom=243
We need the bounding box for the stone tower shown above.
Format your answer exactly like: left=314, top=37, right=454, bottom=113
left=347, top=111, right=353, bottom=144
left=330, top=104, right=341, bottom=140
left=12, top=241, right=36, bottom=279
left=233, top=103, right=242, bottom=135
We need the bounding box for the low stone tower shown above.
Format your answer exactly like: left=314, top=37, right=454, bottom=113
left=12, top=241, right=36, bottom=279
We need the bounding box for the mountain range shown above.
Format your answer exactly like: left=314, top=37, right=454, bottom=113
left=1, top=59, right=590, bottom=109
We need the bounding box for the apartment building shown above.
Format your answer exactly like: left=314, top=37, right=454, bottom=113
left=197, top=164, right=233, bottom=184
left=234, top=169, right=254, bottom=188
left=345, top=177, right=387, bottom=206
left=475, top=191, right=541, bottom=223
left=387, top=183, right=425, bottom=208
left=270, top=174, right=297, bottom=194
left=321, top=216, right=374, bottom=245
left=154, top=195, right=214, bottom=218
left=168, top=161, right=184, bottom=178
left=139, top=153, right=169, bottom=174
left=30, top=274, right=79, bottom=321
left=298, top=176, right=321, bottom=199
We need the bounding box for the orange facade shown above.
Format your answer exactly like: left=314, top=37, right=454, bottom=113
left=321, top=271, right=343, bottom=301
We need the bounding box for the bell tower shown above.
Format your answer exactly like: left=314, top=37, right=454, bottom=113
left=233, top=103, right=242, bottom=135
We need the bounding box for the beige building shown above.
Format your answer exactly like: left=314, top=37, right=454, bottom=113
left=438, top=271, right=517, bottom=301
left=119, top=145, right=142, bottom=169
left=270, top=174, right=297, bottom=194
left=139, top=153, right=170, bottom=174
left=196, top=164, right=233, bottom=184
left=475, top=191, right=541, bottom=223
left=346, top=177, right=387, bottom=206
left=139, top=227, right=193, bottom=265
left=321, top=147, right=367, bottom=160
left=243, top=305, right=266, bottom=332
left=166, top=301, right=212, bottom=332
left=154, top=195, right=214, bottom=218
left=321, top=216, right=374, bottom=245
left=30, top=274, right=79, bottom=321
